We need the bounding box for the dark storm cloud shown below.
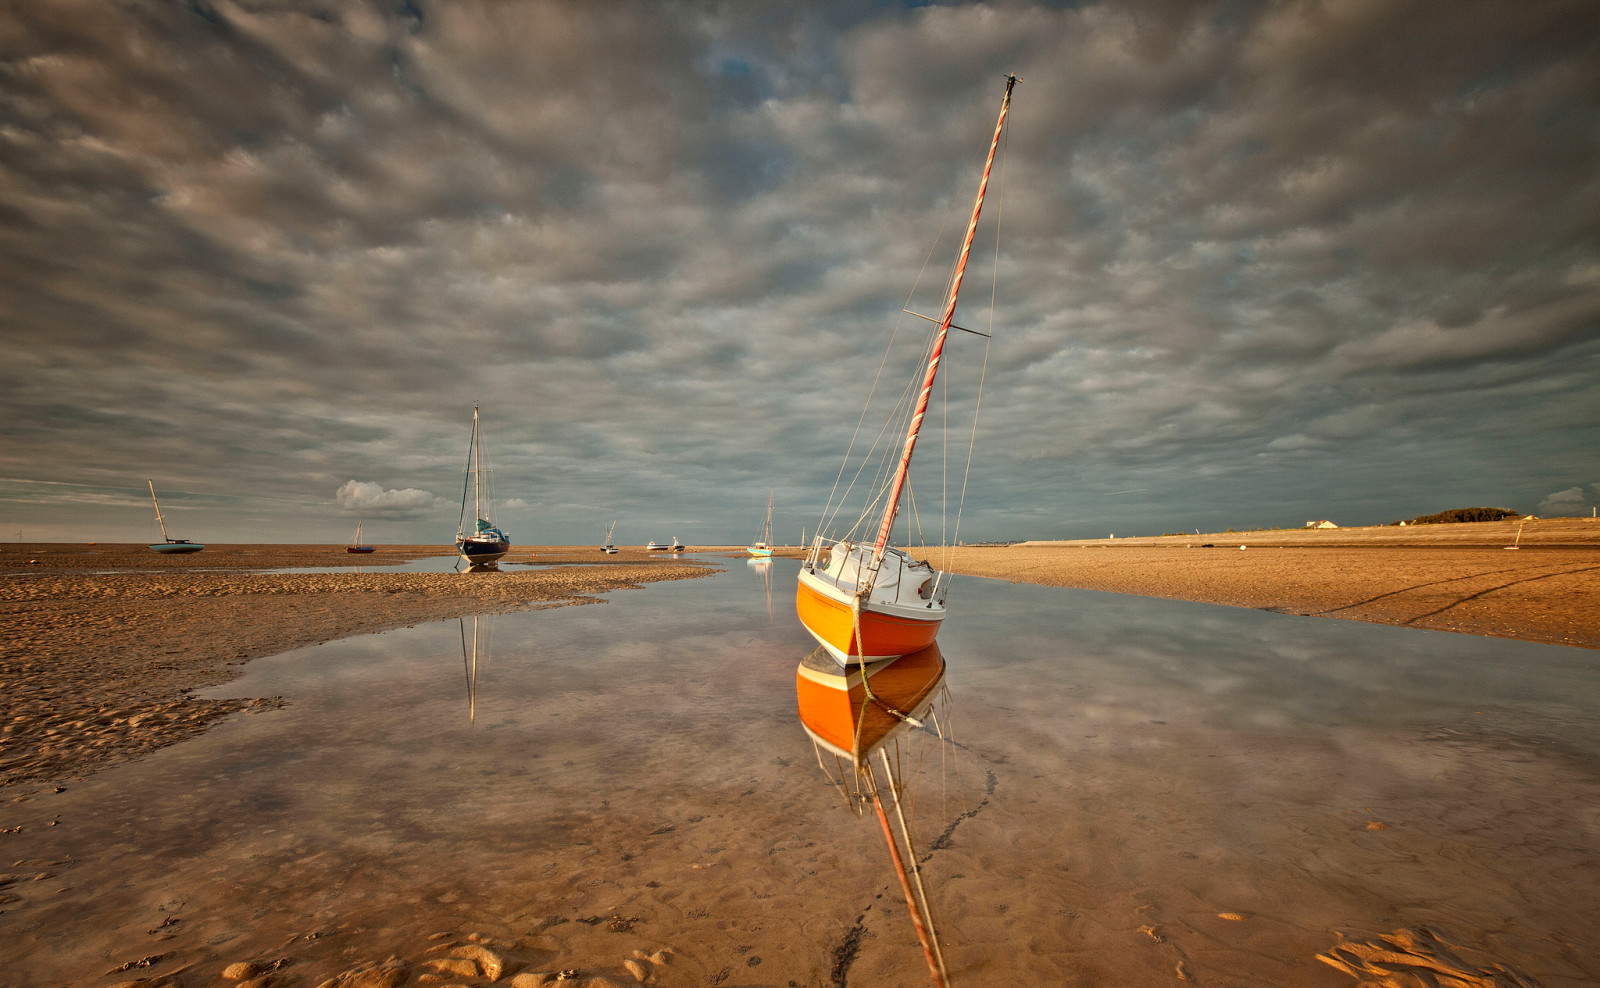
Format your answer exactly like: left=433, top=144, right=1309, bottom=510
left=2, top=0, right=1597, bottom=544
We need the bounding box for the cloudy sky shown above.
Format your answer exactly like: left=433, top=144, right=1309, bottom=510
left=2, top=0, right=1597, bottom=546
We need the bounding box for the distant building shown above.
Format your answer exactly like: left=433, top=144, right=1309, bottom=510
left=1305, top=519, right=1339, bottom=529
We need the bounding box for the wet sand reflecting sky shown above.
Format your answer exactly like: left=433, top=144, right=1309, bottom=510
left=2, top=560, right=1594, bottom=986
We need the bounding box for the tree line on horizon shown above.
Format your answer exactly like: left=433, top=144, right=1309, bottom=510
left=1399, top=507, right=1519, bottom=525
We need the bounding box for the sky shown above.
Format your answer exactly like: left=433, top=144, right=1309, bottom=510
left=2, top=0, right=1598, bottom=546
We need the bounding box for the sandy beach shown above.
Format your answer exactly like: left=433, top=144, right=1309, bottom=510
left=931, top=516, right=1600, bottom=650
left=3, top=530, right=1597, bottom=987
left=0, top=545, right=715, bottom=792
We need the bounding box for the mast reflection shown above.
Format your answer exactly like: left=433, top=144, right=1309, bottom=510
left=458, top=614, right=493, bottom=724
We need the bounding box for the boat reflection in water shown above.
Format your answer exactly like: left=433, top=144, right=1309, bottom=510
left=458, top=614, right=493, bottom=724
left=748, top=556, right=773, bottom=622
left=796, top=642, right=954, bottom=988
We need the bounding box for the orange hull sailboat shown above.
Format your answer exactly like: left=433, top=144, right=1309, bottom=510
left=797, top=75, right=1018, bottom=667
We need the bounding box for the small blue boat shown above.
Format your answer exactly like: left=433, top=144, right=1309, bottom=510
left=147, top=480, right=204, bottom=554
left=346, top=521, right=375, bottom=554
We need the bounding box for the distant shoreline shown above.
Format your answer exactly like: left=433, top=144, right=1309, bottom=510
left=930, top=518, right=1600, bottom=650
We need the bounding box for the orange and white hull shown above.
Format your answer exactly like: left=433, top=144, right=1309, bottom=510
left=796, top=566, right=943, bottom=666
left=796, top=643, right=946, bottom=763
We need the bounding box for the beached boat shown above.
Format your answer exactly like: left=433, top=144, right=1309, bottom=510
left=646, top=538, right=684, bottom=551
left=346, top=520, right=375, bottom=554
left=748, top=490, right=774, bottom=557
left=796, top=643, right=952, bottom=986
left=146, top=480, right=204, bottom=554
left=798, top=75, right=1018, bottom=667
left=455, top=405, right=510, bottom=566
left=601, top=521, right=618, bottom=554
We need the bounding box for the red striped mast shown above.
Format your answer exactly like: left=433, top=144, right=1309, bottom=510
left=871, top=74, right=1017, bottom=562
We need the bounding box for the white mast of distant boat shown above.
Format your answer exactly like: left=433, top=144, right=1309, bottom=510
left=474, top=405, right=483, bottom=539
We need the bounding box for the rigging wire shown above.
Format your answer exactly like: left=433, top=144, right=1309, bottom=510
left=816, top=190, right=965, bottom=544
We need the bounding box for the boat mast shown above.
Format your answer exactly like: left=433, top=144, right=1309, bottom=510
left=473, top=404, right=482, bottom=531
left=871, top=74, right=1016, bottom=563
left=148, top=480, right=170, bottom=542
left=765, top=489, right=773, bottom=544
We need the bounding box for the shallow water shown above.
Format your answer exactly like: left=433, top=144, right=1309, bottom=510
left=2, top=559, right=1596, bottom=987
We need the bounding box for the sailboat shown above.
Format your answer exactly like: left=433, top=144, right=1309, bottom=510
left=455, top=405, right=511, bottom=566
left=797, top=75, right=1018, bottom=667
left=748, top=490, right=774, bottom=557
left=601, top=521, right=618, bottom=554
left=346, top=520, right=375, bottom=554
left=797, top=644, right=953, bottom=987
left=146, top=480, right=204, bottom=554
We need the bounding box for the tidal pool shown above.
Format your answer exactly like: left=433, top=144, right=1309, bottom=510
left=1, top=558, right=1595, bottom=987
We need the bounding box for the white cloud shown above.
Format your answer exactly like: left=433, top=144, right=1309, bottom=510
left=1537, top=486, right=1591, bottom=517
left=335, top=480, right=438, bottom=516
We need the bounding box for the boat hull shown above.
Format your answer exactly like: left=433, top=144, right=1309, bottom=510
left=796, top=570, right=942, bottom=665
left=748, top=546, right=773, bottom=558
left=150, top=542, right=204, bottom=554
left=796, top=643, right=945, bottom=762
left=457, top=538, right=509, bottom=564
left=346, top=546, right=375, bottom=554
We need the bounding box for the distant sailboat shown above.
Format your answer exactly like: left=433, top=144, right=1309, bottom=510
left=798, top=75, right=1018, bottom=668
left=601, top=520, right=618, bottom=554
left=748, top=490, right=774, bottom=557
left=346, top=520, right=375, bottom=554
left=455, top=405, right=510, bottom=566
left=146, top=480, right=204, bottom=554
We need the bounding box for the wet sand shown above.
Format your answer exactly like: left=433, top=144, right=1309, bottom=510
left=929, top=516, right=1600, bottom=649
left=0, top=544, right=715, bottom=791
left=3, top=537, right=1597, bottom=987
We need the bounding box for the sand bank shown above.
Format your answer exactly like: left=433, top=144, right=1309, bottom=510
left=932, top=517, right=1600, bottom=649
left=0, top=544, right=715, bottom=790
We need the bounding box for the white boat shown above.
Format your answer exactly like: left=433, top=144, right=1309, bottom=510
left=146, top=480, right=204, bottom=554
left=646, top=537, right=685, bottom=552
left=748, top=490, right=774, bottom=557
left=798, top=75, right=1018, bottom=668
left=454, top=405, right=510, bottom=566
